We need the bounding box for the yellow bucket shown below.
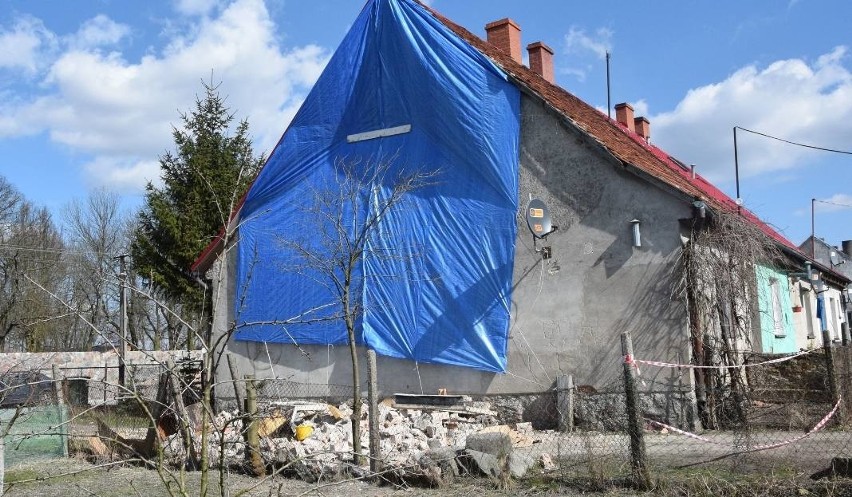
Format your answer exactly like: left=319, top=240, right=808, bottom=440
left=294, top=424, right=314, bottom=441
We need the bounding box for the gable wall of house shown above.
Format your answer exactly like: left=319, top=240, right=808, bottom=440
left=212, top=93, right=697, bottom=404
left=510, top=95, right=693, bottom=390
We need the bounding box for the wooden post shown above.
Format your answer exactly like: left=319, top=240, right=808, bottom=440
left=822, top=328, right=844, bottom=424
left=51, top=365, right=64, bottom=404
left=167, top=359, right=198, bottom=467
left=52, top=365, right=69, bottom=458
left=141, top=371, right=170, bottom=458
left=557, top=374, right=574, bottom=432
left=366, top=349, right=382, bottom=473
left=0, top=435, right=4, bottom=497
left=621, top=332, right=651, bottom=490
left=244, top=375, right=265, bottom=476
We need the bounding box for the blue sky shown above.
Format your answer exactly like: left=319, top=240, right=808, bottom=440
left=0, top=0, right=850, bottom=248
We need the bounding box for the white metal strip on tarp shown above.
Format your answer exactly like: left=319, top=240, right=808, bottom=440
left=346, top=124, right=411, bottom=143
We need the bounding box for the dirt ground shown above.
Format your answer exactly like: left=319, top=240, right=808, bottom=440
left=1, top=457, right=616, bottom=497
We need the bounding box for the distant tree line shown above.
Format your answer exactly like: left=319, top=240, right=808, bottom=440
left=0, top=80, right=261, bottom=353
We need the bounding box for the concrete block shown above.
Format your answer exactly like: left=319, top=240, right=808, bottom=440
left=423, top=448, right=460, bottom=478
left=539, top=452, right=556, bottom=471
left=465, top=431, right=512, bottom=457
left=463, top=449, right=502, bottom=477
left=507, top=453, right=534, bottom=478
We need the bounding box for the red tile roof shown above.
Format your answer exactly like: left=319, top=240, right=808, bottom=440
left=425, top=6, right=804, bottom=254
left=194, top=0, right=848, bottom=284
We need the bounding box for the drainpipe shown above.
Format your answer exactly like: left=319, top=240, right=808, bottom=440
left=843, top=286, right=851, bottom=344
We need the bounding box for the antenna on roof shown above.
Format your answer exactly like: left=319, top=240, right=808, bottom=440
left=606, top=51, right=612, bottom=119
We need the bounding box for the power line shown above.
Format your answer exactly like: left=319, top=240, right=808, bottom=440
left=0, top=243, right=119, bottom=257
left=735, top=126, right=852, bottom=155
left=814, top=199, right=852, bottom=210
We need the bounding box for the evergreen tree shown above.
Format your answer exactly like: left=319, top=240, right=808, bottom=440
left=133, top=81, right=263, bottom=332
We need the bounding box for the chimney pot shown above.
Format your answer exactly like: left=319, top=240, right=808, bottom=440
left=843, top=240, right=852, bottom=257
left=614, top=103, right=635, bottom=133
left=634, top=116, right=650, bottom=142
left=527, top=42, right=554, bottom=83
left=485, top=18, right=522, bottom=64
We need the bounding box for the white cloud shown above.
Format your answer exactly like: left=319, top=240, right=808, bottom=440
left=564, top=26, right=612, bottom=60
left=0, top=16, right=57, bottom=74
left=0, top=0, right=329, bottom=192
left=69, top=15, right=130, bottom=50
left=651, top=46, right=852, bottom=183
left=83, top=157, right=162, bottom=192
left=559, top=66, right=588, bottom=83
left=631, top=99, right=649, bottom=117
left=175, top=0, right=221, bottom=17
left=815, top=194, right=852, bottom=213
left=561, top=26, right=612, bottom=82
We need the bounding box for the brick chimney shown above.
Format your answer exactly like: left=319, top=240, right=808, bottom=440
left=634, top=116, right=650, bottom=142
left=485, top=18, right=522, bottom=64
left=614, top=103, right=635, bottom=133
left=527, top=42, right=554, bottom=83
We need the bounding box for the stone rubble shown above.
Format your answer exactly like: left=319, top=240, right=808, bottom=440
left=156, top=399, right=556, bottom=485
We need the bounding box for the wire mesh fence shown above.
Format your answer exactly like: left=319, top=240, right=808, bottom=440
left=3, top=343, right=852, bottom=491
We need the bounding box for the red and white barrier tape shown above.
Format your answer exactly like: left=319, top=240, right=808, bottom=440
left=629, top=349, right=814, bottom=370
left=644, top=395, right=842, bottom=453
left=645, top=419, right=716, bottom=444
left=623, top=354, right=647, bottom=387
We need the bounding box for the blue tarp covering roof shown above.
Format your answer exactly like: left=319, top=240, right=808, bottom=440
left=234, top=0, right=520, bottom=372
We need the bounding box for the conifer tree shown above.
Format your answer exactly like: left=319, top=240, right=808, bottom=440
left=133, top=80, right=263, bottom=345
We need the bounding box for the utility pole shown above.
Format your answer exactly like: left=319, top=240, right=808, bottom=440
left=606, top=51, right=612, bottom=119
left=733, top=126, right=741, bottom=214
left=115, top=254, right=129, bottom=387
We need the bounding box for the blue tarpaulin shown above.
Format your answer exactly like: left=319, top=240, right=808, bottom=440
left=234, top=0, right=519, bottom=372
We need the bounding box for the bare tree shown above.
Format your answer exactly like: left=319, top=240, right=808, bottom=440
left=0, top=188, right=64, bottom=352
left=677, top=208, right=786, bottom=428
left=273, top=156, right=438, bottom=463
left=63, top=189, right=132, bottom=350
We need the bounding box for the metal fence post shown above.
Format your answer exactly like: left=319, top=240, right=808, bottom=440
left=621, top=331, right=651, bottom=490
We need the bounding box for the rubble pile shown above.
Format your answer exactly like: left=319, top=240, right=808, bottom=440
left=155, top=396, right=555, bottom=485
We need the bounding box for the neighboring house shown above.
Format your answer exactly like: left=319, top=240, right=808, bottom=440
left=192, top=0, right=849, bottom=424
left=789, top=275, right=822, bottom=351
left=755, top=264, right=796, bottom=355
left=798, top=237, right=852, bottom=341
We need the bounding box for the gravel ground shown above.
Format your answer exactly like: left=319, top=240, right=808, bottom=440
left=1, top=458, right=614, bottom=497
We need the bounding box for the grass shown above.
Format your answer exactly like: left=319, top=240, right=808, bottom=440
left=4, top=468, right=40, bottom=484
left=518, top=459, right=852, bottom=497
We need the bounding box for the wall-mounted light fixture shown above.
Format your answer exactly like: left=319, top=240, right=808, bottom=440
left=630, top=219, right=641, bottom=248
left=692, top=200, right=707, bottom=219
left=811, top=272, right=827, bottom=294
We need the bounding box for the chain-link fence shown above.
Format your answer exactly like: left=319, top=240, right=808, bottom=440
left=0, top=370, right=69, bottom=467
left=3, top=343, right=852, bottom=492
left=223, top=339, right=852, bottom=489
